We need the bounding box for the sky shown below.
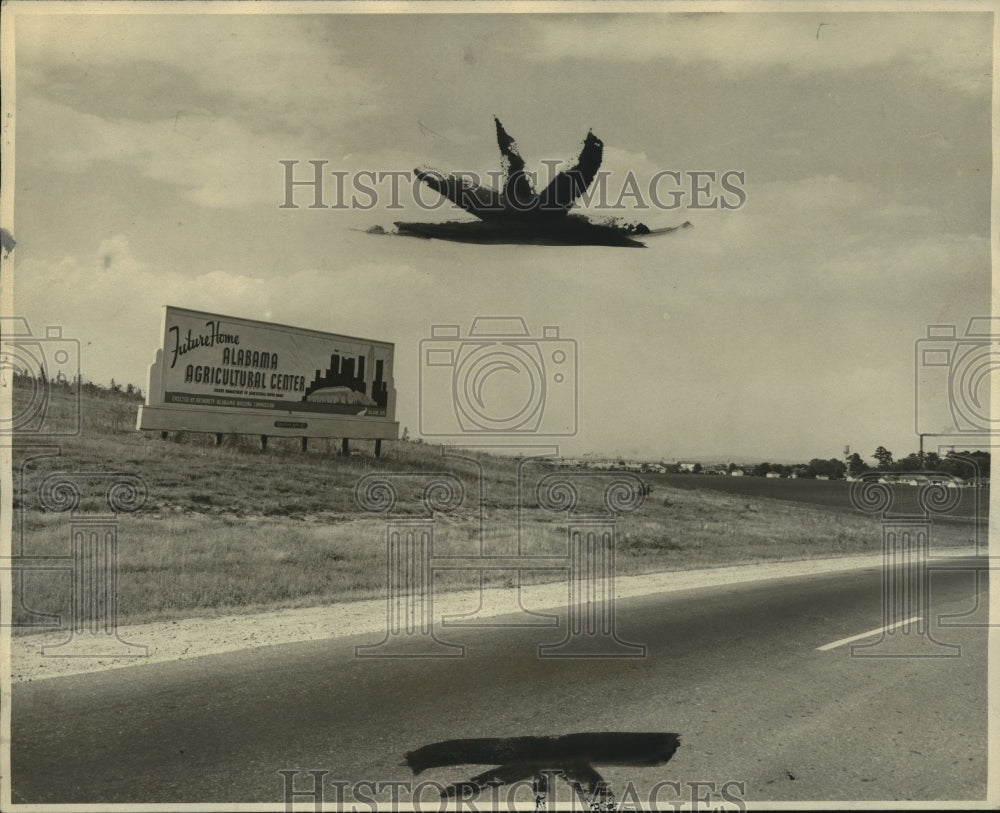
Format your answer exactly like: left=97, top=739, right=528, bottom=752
left=4, top=4, right=994, bottom=463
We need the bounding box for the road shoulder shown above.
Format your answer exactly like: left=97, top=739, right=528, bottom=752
left=7, top=547, right=979, bottom=683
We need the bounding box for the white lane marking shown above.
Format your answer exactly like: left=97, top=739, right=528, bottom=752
left=816, top=616, right=924, bottom=651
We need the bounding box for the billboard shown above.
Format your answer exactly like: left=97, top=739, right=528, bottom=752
left=138, top=306, right=397, bottom=442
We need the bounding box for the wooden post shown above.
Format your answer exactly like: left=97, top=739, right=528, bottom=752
left=341, top=438, right=350, bottom=456
left=301, top=437, right=308, bottom=453
left=375, top=439, right=382, bottom=458
left=160, top=431, right=168, bottom=441
left=260, top=435, right=268, bottom=452
left=214, top=433, right=223, bottom=446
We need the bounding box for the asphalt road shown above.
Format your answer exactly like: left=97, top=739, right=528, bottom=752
left=10, top=556, right=990, bottom=806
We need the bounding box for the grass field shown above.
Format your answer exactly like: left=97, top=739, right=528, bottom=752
left=654, top=472, right=986, bottom=520
left=8, top=385, right=987, bottom=630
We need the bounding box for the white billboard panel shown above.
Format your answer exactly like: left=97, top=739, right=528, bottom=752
left=138, top=306, right=397, bottom=442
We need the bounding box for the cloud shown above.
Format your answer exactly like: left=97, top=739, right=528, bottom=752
left=11, top=210, right=985, bottom=462
left=19, top=96, right=330, bottom=208
left=8, top=9, right=991, bottom=462
left=17, top=14, right=381, bottom=127
left=15, top=14, right=397, bottom=211
left=12, top=235, right=431, bottom=396
left=529, top=12, right=991, bottom=95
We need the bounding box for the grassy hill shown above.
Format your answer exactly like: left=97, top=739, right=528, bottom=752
left=9, top=384, right=982, bottom=630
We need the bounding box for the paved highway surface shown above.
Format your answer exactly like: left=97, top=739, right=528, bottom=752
left=10, top=556, right=990, bottom=806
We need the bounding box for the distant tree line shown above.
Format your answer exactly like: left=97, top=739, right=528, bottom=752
left=858, top=447, right=990, bottom=479
left=662, top=448, right=990, bottom=480
left=10, top=369, right=144, bottom=402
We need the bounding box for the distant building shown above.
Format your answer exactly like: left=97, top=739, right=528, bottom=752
left=765, top=471, right=782, bottom=478
left=730, top=469, right=744, bottom=477
left=679, top=462, right=698, bottom=472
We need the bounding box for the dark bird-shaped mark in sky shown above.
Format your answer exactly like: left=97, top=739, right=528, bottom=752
left=404, top=732, right=680, bottom=809
left=0, top=228, right=16, bottom=259
left=390, top=118, right=691, bottom=248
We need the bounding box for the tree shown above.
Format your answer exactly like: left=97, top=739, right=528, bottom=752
left=754, top=462, right=771, bottom=477
left=873, top=446, right=893, bottom=470
left=809, top=458, right=846, bottom=479
left=845, top=452, right=868, bottom=476
left=894, top=452, right=923, bottom=472
left=941, top=450, right=992, bottom=480
left=969, top=450, right=991, bottom=479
